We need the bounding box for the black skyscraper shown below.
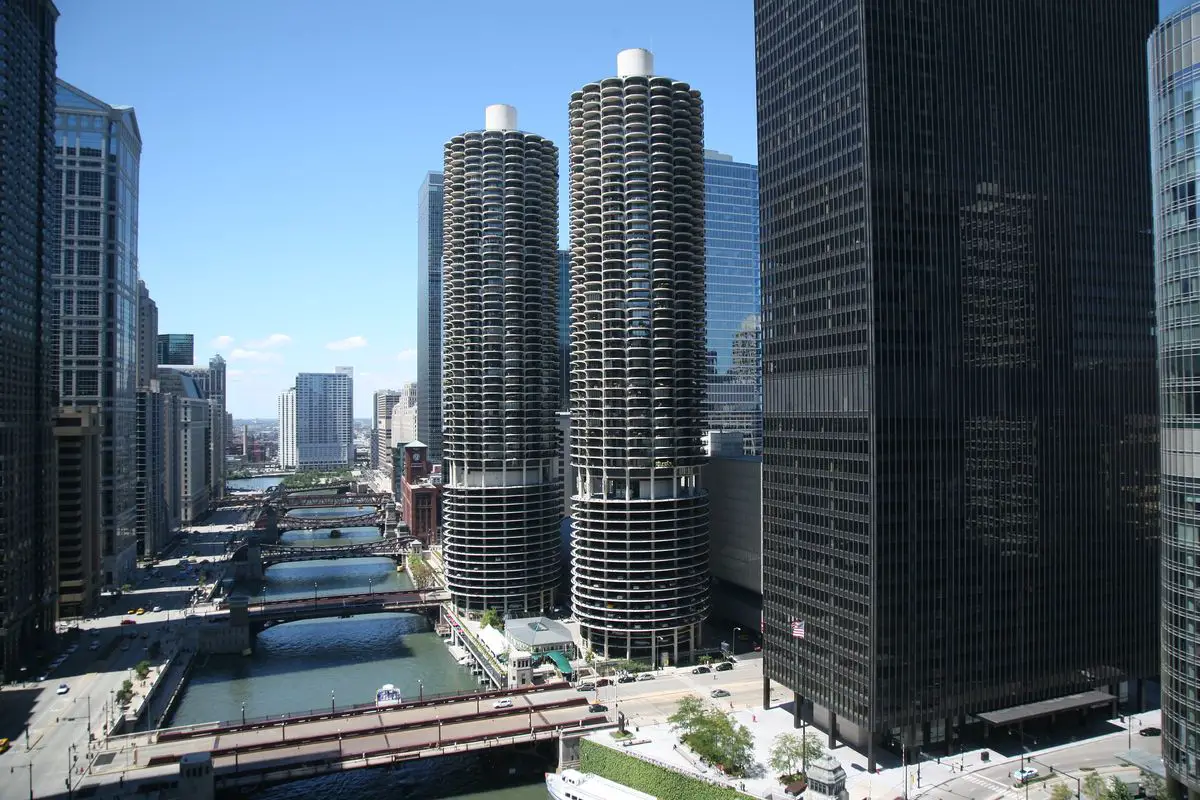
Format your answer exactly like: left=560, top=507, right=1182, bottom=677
left=0, top=0, right=60, bottom=679
left=756, top=0, right=1159, bottom=766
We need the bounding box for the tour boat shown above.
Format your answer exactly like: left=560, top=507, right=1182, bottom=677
left=375, top=683, right=402, bottom=708
left=545, top=769, right=655, bottom=800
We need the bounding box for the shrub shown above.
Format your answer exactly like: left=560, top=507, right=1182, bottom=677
left=580, top=739, right=744, bottom=800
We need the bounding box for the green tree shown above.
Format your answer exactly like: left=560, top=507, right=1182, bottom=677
left=668, top=695, right=708, bottom=737
left=1083, top=772, right=1108, bottom=800
left=769, top=733, right=807, bottom=778
left=480, top=608, right=504, bottom=630
left=407, top=554, right=435, bottom=589
left=1141, top=771, right=1165, bottom=799
left=1107, top=777, right=1133, bottom=800
left=134, top=660, right=151, bottom=681
left=1050, top=783, right=1076, bottom=800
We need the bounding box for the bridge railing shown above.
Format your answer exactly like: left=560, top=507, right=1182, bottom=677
left=153, top=680, right=571, bottom=741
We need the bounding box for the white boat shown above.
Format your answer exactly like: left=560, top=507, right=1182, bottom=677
left=375, top=683, right=402, bottom=708
left=545, top=769, right=655, bottom=800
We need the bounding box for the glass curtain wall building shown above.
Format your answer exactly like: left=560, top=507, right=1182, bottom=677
left=756, top=0, right=1159, bottom=767
left=55, top=79, right=142, bottom=587
left=1151, top=7, right=1200, bottom=796
left=0, top=0, right=60, bottom=681
left=417, top=172, right=445, bottom=464
left=156, top=333, right=194, bottom=366
left=441, top=105, right=562, bottom=614
left=568, top=49, right=710, bottom=661
left=703, top=151, right=761, bottom=455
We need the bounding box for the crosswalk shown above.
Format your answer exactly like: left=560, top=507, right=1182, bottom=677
left=960, top=771, right=1026, bottom=800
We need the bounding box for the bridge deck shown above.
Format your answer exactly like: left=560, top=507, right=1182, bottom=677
left=83, top=688, right=600, bottom=788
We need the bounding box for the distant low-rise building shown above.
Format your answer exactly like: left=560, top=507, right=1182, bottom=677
left=399, top=441, right=440, bottom=544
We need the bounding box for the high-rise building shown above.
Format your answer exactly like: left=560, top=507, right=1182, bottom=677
left=372, top=389, right=403, bottom=469
left=1151, top=8, right=1200, bottom=796
left=417, top=171, right=445, bottom=464
left=156, top=334, right=194, bottom=366
left=134, top=390, right=167, bottom=557
left=568, top=50, right=710, bottom=661
left=55, top=79, right=142, bottom=587
left=442, top=104, right=562, bottom=614
left=703, top=151, right=761, bottom=455
left=53, top=407, right=102, bottom=620
left=756, top=0, right=1159, bottom=765
left=558, top=249, right=571, bottom=411
left=156, top=369, right=210, bottom=523
left=278, top=387, right=297, bottom=469
left=0, top=0, right=60, bottom=679
left=292, top=371, right=354, bottom=470
left=136, top=280, right=158, bottom=390
left=171, top=356, right=227, bottom=501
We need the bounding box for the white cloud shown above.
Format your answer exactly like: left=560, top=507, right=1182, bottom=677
left=396, top=348, right=417, bottom=361
left=326, top=335, right=368, bottom=351
left=244, top=333, right=292, bottom=349
left=228, top=369, right=245, bottom=379
left=230, top=348, right=282, bottom=363
left=211, top=335, right=235, bottom=349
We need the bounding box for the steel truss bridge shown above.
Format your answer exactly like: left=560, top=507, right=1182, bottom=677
left=276, top=512, right=382, bottom=531
left=258, top=538, right=410, bottom=568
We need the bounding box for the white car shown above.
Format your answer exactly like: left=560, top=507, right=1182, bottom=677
left=1012, top=767, right=1038, bottom=783
left=636, top=673, right=655, bottom=682
left=55, top=684, right=69, bottom=696
left=492, top=698, right=514, bottom=709
left=152, top=606, right=162, bottom=613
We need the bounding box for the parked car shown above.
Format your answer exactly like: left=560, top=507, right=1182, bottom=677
left=711, top=689, right=731, bottom=699
left=120, top=619, right=136, bottom=626
left=56, top=684, right=69, bottom=696
left=588, top=703, right=608, bottom=713
left=636, top=673, right=655, bottom=682
left=576, top=682, right=596, bottom=692
left=617, top=675, right=636, bottom=684
left=492, top=698, right=514, bottom=709
left=715, top=662, right=734, bottom=672
left=1140, top=727, right=1161, bottom=737
left=596, top=678, right=612, bottom=687
left=692, top=666, right=711, bottom=674
left=1011, top=768, right=1038, bottom=783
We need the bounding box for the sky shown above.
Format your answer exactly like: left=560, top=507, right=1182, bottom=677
left=54, top=0, right=757, bottom=419
left=56, top=1, right=1187, bottom=418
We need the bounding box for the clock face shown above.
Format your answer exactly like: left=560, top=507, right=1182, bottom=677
left=413, top=453, right=422, bottom=463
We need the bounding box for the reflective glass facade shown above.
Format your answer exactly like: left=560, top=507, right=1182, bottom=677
left=1151, top=7, right=1200, bottom=794
left=417, top=172, right=445, bottom=464
left=0, top=0, right=60, bottom=680
left=704, top=151, right=761, bottom=455
left=156, top=333, right=193, bottom=366
left=55, top=79, right=142, bottom=587
left=757, top=0, right=1159, bottom=762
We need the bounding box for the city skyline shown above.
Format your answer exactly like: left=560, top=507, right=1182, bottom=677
left=51, top=0, right=758, bottom=418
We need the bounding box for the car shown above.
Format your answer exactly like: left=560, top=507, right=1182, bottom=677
left=0, top=738, right=9, bottom=754
left=1140, top=726, right=1162, bottom=737
left=89, top=629, right=100, bottom=637
left=636, top=673, right=655, bottom=682
left=55, top=684, right=69, bottom=696
left=715, top=662, right=734, bottom=672
left=617, top=675, right=636, bottom=684
left=596, top=678, right=612, bottom=687
left=120, top=619, right=136, bottom=625
left=588, top=703, right=608, bottom=713
left=66, top=644, right=78, bottom=654
left=37, top=675, right=48, bottom=682
left=135, top=608, right=146, bottom=615
left=152, top=606, right=162, bottom=613
left=492, top=698, right=514, bottom=709
left=88, top=641, right=100, bottom=651
left=126, top=609, right=136, bottom=615
left=692, top=666, right=711, bottom=674
left=1011, top=768, right=1038, bottom=783
left=711, top=689, right=731, bottom=698
left=576, top=682, right=596, bottom=692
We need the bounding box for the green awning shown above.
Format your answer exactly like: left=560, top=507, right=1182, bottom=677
left=543, top=650, right=573, bottom=675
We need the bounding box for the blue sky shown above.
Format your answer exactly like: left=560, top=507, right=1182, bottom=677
left=55, top=0, right=757, bottom=418
left=56, top=1, right=1185, bottom=418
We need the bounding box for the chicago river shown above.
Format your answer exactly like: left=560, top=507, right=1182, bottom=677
left=177, top=479, right=549, bottom=799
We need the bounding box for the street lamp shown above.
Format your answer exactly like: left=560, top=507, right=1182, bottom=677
left=731, top=626, right=741, bottom=658
left=368, top=577, right=373, bottom=597
left=331, top=690, right=336, bottom=714
left=418, top=679, right=423, bottom=703
left=241, top=701, right=246, bottom=726
left=313, top=581, right=318, bottom=611
left=11, top=762, right=33, bottom=800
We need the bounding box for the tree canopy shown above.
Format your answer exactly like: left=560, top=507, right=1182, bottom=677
left=668, top=695, right=756, bottom=776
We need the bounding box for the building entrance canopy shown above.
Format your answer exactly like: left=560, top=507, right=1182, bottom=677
left=977, top=690, right=1115, bottom=727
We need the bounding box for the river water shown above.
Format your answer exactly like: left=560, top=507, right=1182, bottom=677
left=189, top=492, right=548, bottom=798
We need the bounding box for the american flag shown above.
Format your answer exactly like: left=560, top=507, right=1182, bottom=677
left=791, top=620, right=806, bottom=639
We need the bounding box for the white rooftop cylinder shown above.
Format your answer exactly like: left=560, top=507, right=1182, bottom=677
left=484, top=104, right=517, bottom=131
left=617, top=48, right=654, bottom=78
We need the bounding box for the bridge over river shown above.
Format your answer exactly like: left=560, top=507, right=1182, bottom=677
left=229, top=536, right=412, bottom=580
left=78, top=685, right=607, bottom=796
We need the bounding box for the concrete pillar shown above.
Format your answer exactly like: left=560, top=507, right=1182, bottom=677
left=793, top=692, right=804, bottom=729
left=867, top=734, right=877, bottom=773
left=946, top=715, right=955, bottom=754
left=828, top=711, right=838, bottom=748
left=1135, top=678, right=1146, bottom=712
left=763, top=674, right=771, bottom=710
